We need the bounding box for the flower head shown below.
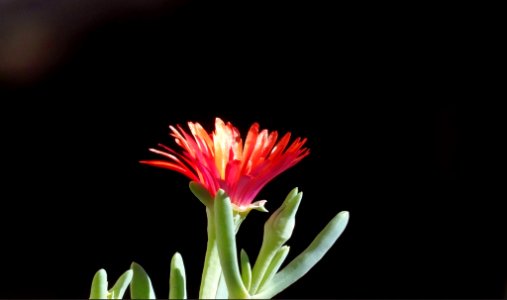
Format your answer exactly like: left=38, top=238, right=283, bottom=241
left=141, top=118, right=309, bottom=210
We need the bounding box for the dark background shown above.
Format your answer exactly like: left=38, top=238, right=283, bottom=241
left=0, top=1, right=504, bottom=299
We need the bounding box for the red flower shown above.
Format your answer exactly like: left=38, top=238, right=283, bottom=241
left=141, top=118, right=309, bottom=209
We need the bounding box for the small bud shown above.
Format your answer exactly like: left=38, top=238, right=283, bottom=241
left=264, top=187, right=302, bottom=246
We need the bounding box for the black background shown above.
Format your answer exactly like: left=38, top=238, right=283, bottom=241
left=1, top=1, right=504, bottom=299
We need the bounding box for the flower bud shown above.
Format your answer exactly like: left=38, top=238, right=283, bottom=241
left=264, top=187, right=302, bottom=248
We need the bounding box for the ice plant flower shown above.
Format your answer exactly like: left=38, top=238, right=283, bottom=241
left=88, top=117, right=349, bottom=300
left=141, top=118, right=309, bottom=211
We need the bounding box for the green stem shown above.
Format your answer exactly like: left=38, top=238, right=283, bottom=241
left=215, top=274, right=228, bottom=299
left=257, top=246, right=290, bottom=292
left=196, top=186, right=250, bottom=299
left=249, top=239, right=277, bottom=294
left=199, top=207, right=222, bottom=299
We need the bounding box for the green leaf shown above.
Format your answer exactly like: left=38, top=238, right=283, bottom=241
left=130, top=262, right=156, bottom=299
left=169, top=252, right=187, bottom=299
left=189, top=181, right=213, bottom=207
left=240, top=249, right=252, bottom=291
left=214, top=189, right=249, bottom=298
left=109, top=270, right=133, bottom=299
left=254, top=211, right=349, bottom=299
left=89, top=269, right=108, bottom=299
